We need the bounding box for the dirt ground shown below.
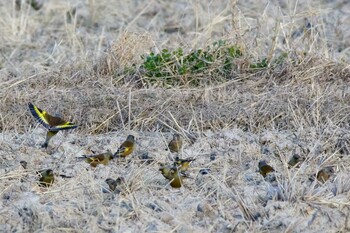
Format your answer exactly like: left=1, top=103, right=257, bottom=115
left=1, top=127, right=350, bottom=232
left=0, top=0, right=350, bottom=232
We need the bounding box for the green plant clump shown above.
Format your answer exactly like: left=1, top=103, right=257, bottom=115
left=141, top=40, right=243, bottom=86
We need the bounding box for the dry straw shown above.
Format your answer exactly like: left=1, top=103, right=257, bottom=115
left=0, top=0, right=349, bottom=232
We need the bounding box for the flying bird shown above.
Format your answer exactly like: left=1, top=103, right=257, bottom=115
left=28, top=103, right=77, bottom=148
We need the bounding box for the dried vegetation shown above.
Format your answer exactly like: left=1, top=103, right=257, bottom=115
left=0, top=0, right=350, bottom=232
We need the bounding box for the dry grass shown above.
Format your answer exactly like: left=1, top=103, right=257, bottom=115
left=1, top=0, right=350, bottom=232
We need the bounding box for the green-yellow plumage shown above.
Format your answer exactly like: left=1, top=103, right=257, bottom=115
left=174, top=157, right=195, bottom=172
left=37, top=169, right=54, bottom=187
left=114, top=135, right=135, bottom=158
left=258, top=160, right=275, bottom=177
left=28, top=103, right=77, bottom=148
left=42, top=131, right=59, bottom=149
left=159, top=165, right=183, bottom=188
left=82, top=151, right=114, bottom=167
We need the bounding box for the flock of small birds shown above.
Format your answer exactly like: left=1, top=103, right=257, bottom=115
left=258, top=158, right=334, bottom=184
left=27, top=103, right=336, bottom=190
left=27, top=103, right=197, bottom=189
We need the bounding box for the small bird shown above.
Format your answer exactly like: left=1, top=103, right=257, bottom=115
left=258, top=160, right=275, bottom=177
left=174, top=157, right=195, bottom=172
left=114, top=135, right=135, bottom=158
left=288, top=154, right=304, bottom=168
left=159, top=165, right=183, bottom=188
left=28, top=103, right=77, bottom=148
left=80, top=150, right=114, bottom=167
left=37, top=169, right=54, bottom=187
left=168, top=133, right=182, bottom=153
left=105, top=177, right=125, bottom=192
left=316, top=167, right=334, bottom=183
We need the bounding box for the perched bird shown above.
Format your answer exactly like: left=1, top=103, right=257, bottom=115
left=174, top=157, right=195, bottom=172
left=114, top=135, right=135, bottom=158
left=105, top=177, right=125, bottom=192
left=168, top=133, right=182, bottom=153
left=37, top=169, right=54, bottom=187
left=28, top=103, right=77, bottom=148
left=258, top=160, right=275, bottom=177
left=288, top=154, right=304, bottom=168
left=316, top=167, right=334, bottom=183
left=159, top=165, right=183, bottom=188
left=80, top=150, right=114, bottom=167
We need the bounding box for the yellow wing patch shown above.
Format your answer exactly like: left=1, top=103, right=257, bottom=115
left=122, top=147, right=131, bottom=154
left=29, top=103, right=51, bottom=129
left=28, top=103, right=77, bottom=131
left=53, top=122, right=77, bottom=130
